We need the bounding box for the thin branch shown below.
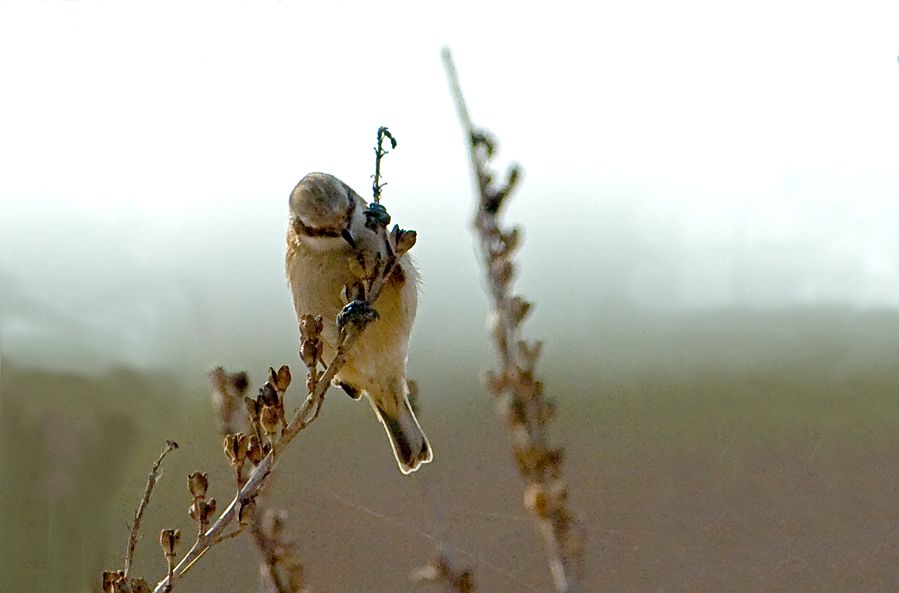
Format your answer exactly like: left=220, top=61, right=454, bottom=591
left=151, top=141, right=406, bottom=593
left=124, top=440, right=179, bottom=578
left=371, top=126, right=397, bottom=203
left=442, top=48, right=586, bottom=593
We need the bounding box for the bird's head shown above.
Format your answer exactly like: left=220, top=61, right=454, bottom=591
left=289, top=172, right=359, bottom=249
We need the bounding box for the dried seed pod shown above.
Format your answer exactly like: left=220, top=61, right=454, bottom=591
left=299, top=314, right=323, bottom=340
left=275, top=365, right=291, bottom=391
left=509, top=296, right=533, bottom=327
left=189, top=498, right=217, bottom=529
left=224, top=433, right=248, bottom=467
left=229, top=371, right=249, bottom=395
left=102, top=571, right=122, bottom=593
left=524, top=483, right=550, bottom=518
left=244, top=395, right=261, bottom=423
left=517, top=339, right=543, bottom=368
left=260, top=406, right=280, bottom=438
left=259, top=383, right=279, bottom=407
left=300, top=339, right=320, bottom=368
left=187, top=471, right=209, bottom=501
left=395, top=228, right=417, bottom=255
left=159, top=529, right=180, bottom=558
left=502, top=226, right=521, bottom=254
left=246, top=434, right=265, bottom=465
left=482, top=369, right=507, bottom=395
left=130, top=578, right=151, bottom=593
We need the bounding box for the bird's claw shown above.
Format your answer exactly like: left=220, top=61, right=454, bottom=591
left=364, top=203, right=391, bottom=229
left=337, top=299, right=379, bottom=330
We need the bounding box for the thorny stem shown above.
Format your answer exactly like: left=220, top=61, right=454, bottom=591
left=443, top=48, right=585, bottom=593
left=152, top=163, right=401, bottom=593
left=124, top=440, right=179, bottom=578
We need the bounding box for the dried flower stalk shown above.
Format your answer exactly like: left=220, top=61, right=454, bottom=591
left=148, top=131, right=407, bottom=593
left=210, top=367, right=309, bottom=593
left=442, top=48, right=585, bottom=593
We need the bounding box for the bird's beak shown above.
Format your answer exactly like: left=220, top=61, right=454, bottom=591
left=341, top=229, right=357, bottom=249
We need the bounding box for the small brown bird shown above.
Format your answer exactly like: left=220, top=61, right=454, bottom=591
left=285, top=172, right=432, bottom=474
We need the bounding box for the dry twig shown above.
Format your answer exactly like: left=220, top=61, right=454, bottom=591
left=124, top=440, right=179, bottom=578
left=145, top=128, right=408, bottom=593
left=442, top=48, right=586, bottom=593
left=210, top=367, right=308, bottom=593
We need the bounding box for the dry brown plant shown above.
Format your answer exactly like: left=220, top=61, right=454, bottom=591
left=443, top=48, right=586, bottom=593
left=102, top=128, right=419, bottom=593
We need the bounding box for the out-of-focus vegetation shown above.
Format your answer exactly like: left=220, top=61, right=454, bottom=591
left=4, top=306, right=899, bottom=592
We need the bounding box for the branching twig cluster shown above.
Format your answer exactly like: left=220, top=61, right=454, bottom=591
left=210, top=367, right=306, bottom=593
left=103, top=128, right=416, bottom=593
left=443, top=48, right=586, bottom=593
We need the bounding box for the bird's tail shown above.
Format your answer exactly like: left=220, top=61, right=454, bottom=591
left=374, top=395, right=433, bottom=474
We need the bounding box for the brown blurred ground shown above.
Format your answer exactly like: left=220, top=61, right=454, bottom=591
left=3, top=308, right=899, bottom=593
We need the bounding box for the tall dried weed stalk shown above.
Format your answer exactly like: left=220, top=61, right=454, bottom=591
left=443, top=48, right=586, bottom=593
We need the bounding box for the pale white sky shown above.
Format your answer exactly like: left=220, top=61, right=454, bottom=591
left=2, top=0, right=899, bottom=375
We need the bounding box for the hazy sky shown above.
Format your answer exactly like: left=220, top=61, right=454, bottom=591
left=2, top=1, right=898, bottom=376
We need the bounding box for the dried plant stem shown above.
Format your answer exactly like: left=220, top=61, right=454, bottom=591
left=442, top=48, right=585, bottom=593
left=151, top=237, right=397, bottom=593
left=124, top=440, right=179, bottom=579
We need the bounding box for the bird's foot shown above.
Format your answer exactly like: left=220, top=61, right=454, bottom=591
left=337, top=299, right=379, bottom=331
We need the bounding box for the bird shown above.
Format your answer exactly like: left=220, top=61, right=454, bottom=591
left=285, top=172, right=432, bottom=474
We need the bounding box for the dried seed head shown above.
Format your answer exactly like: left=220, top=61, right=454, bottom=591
left=130, top=578, right=151, bottom=593
left=492, top=258, right=515, bottom=285
left=187, top=471, right=209, bottom=500
left=300, top=339, right=320, bottom=368
left=524, top=483, right=550, bottom=518
left=284, top=558, right=306, bottom=592
left=189, top=498, right=217, bottom=528
left=299, top=314, right=323, bottom=340
left=517, top=340, right=543, bottom=368
left=246, top=434, right=265, bottom=465
left=395, top=228, right=417, bottom=255
left=244, top=395, right=261, bottom=423
left=229, top=370, right=249, bottom=394
left=482, top=369, right=507, bottom=395
left=506, top=398, right=528, bottom=428
left=260, top=405, right=280, bottom=437
left=509, top=296, right=533, bottom=327
left=502, top=226, right=521, bottom=254
left=224, top=433, right=248, bottom=467
left=102, top=571, right=122, bottom=593
left=208, top=366, right=227, bottom=391
left=259, top=383, right=279, bottom=407
left=159, top=529, right=180, bottom=558
left=275, top=365, right=291, bottom=391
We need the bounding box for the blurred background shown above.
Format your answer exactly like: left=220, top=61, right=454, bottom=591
left=2, top=1, right=899, bottom=592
